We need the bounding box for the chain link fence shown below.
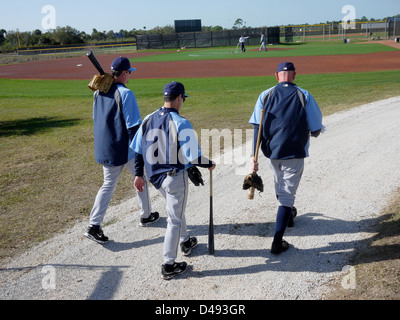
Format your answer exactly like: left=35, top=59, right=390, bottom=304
left=16, top=41, right=137, bottom=56
left=137, top=19, right=399, bottom=49
left=282, top=20, right=399, bottom=43
left=0, top=41, right=137, bottom=65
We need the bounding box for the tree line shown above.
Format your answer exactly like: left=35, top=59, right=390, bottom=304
left=0, top=25, right=224, bottom=53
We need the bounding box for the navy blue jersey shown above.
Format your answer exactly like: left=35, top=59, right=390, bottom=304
left=132, top=107, right=204, bottom=189
left=93, top=83, right=142, bottom=167
left=263, top=82, right=308, bottom=159
left=250, top=82, right=323, bottom=159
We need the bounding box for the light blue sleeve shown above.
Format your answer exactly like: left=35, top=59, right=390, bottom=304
left=118, top=86, right=142, bottom=129
left=129, top=111, right=159, bottom=158
left=128, top=123, right=143, bottom=163
left=129, top=126, right=143, bottom=154
left=297, top=87, right=323, bottom=132
left=249, top=87, right=275, bottom=125
left=92, top=92, right=97, bottom=119
left=129, top=113, right=154, bottom=156
left=170, top=112, right=202, bottom=165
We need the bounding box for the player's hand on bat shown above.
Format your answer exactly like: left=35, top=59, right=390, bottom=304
left=250, top=157, right=259, bottom=173
left=134, top=176, right=145, bottom=193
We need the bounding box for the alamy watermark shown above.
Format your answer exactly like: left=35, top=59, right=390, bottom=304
left=341, top=265, right=357, bottom=290
left=42, top=5, right=56, bottom=31
left=41, top=265, right=56, bottom=290
left=142, top=128, right=254, bottom=176
left=342, top=5, right=356, bottom=30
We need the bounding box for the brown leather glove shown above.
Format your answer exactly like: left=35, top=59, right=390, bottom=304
left=88, top=73, right=114, bottom=93
left=242, top=173, right=264, bottom=193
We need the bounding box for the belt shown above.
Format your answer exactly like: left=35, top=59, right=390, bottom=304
left=167, top=169, right=178, bottom=177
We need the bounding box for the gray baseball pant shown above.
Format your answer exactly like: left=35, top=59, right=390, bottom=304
left=158, top=170, right=190, bottom=265
left=268, top=158, right=304, bottom=208
left=89, top=158, right=152, bottom=226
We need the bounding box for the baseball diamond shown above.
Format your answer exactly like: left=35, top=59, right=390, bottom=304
left=0, top=41, right=400, bottom=80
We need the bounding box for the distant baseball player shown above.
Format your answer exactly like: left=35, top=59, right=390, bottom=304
left=249, top=62, right=323, bottom=254
left=239, top=35, right=250, bottom=53
left=85, top=57, right=159, bottom=245
left=259, top=32, right=267, bottom=52
left=132, top=82, right=216, bottom=280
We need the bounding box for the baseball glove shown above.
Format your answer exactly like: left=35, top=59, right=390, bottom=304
left=187, top=166, right=204, bottom=187
left=242, top=173, right=264, bottom=193
left=88, top=73, right=114, bottom=93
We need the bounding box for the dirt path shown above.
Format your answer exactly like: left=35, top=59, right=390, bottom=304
left=1, top=96, right=399, bottom=300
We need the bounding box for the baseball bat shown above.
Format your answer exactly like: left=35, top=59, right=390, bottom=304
left=248, top=108, right=266, bottom=200
left=86, top=51, right=105, bottom=75
left=208, top=170, right=215, bottom=255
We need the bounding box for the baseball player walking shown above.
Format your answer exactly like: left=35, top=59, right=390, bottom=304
left=132, top=82, right=216, bottom=280
left=259, top=32, right=267, bottom=52
left=249, top=62, right=323, bottom=254
left=85, top=57, right=159, bottom=245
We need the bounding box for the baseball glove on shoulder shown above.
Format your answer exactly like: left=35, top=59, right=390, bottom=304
left=88, top=73, right=114, bottom=93
left=242, top=173, right=264, bottom=193
left=187, top=166, right=204, bottom=187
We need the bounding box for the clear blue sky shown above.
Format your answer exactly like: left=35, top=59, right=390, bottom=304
left=1, top=0, right=399, bottom=33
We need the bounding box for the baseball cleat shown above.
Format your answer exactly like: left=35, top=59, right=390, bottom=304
left=140, top=212, right=160, bottom=227
left=180, top=237, right=198, bottom=256
left=161, top=262, right=187, bottom=280
left=271, top=240, right=290, bottom=255
left=84, top=225, right=109, bottom=244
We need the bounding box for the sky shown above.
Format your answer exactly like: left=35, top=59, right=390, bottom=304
left=1, top=0, right=400, bottom=33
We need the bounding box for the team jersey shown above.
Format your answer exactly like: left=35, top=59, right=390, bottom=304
left=93, top=83, right=142, bottom=166
left=249, top=82, right=323, bottom=159
left=116, top=84, right=142, bottom=129
left=131, top=107, right=202, bottom=189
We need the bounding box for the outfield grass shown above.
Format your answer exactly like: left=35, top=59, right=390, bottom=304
left=0, top=70, right=400, bottom=262
left=130, top=43, right=399, bottom=63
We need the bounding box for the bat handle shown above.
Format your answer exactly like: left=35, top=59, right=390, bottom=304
left=210, top=170, right=213, bottom=195
left=248, top=187, right=255, bottom=200
left=248, top=108, right=265, bottom=200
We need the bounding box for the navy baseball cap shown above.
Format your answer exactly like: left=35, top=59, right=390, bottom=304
left=111, top=57, right=136, bottom=72
left=163, top=82, right=189, bottom=98
left=277, top=62, right=296, bottom=73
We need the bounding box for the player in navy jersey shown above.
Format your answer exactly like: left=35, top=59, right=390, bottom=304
left=132, top=82, right=215, bottom=280
left=249, top=62, right=323, bottom=254
left=85, top=57, right=158, bottom=245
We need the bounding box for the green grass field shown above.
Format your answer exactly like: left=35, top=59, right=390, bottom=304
left=1, top=42, right=400, bottom=298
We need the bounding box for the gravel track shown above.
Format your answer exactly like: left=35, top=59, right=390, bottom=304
left=1, top=97, right=400, bottom=300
